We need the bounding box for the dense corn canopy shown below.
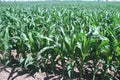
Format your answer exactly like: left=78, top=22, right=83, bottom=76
left=0, top=1, right=120, bottom=79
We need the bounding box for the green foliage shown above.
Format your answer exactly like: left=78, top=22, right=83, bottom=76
left=0, top=1, right=120, bottom=79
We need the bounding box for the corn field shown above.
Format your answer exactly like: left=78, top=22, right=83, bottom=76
left=0, top=2, right=120, bottom=80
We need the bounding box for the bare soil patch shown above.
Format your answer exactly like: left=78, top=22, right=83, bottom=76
left=0, top=64, right=62, bottom=80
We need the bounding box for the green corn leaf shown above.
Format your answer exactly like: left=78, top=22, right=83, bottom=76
left=25, top=53, right=33, bottom=68
left=116, top=47, right=120, bottom=56
left=83, top=36, right=87, bottom=47
left=21, top=33, right=29, bottom=41
left=37, top=46, right=54, bottom=60
left=60, top=27, right=65, bottom=36
left=98, top=40, right=109, bottom=52
left=5, top=60, right=10, bottom=66
left=20, top=57, right=25, bottom=65
left=40, top=35, right=54, bottom=42
left=65, top=36, right=71, bottom=48
left=4, top=27, right=9, bottom=50
left=37, top=46, right=54, bottom=56
left=28, top=32, right=34, bottom=43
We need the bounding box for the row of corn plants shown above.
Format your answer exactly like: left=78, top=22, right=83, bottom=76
left=0, top=2, right=120, bottom=79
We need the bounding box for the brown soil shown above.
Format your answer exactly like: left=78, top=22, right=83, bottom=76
left=1, top=57, right=120, bottom=80
left=0, top=64, right=61, bottom=80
